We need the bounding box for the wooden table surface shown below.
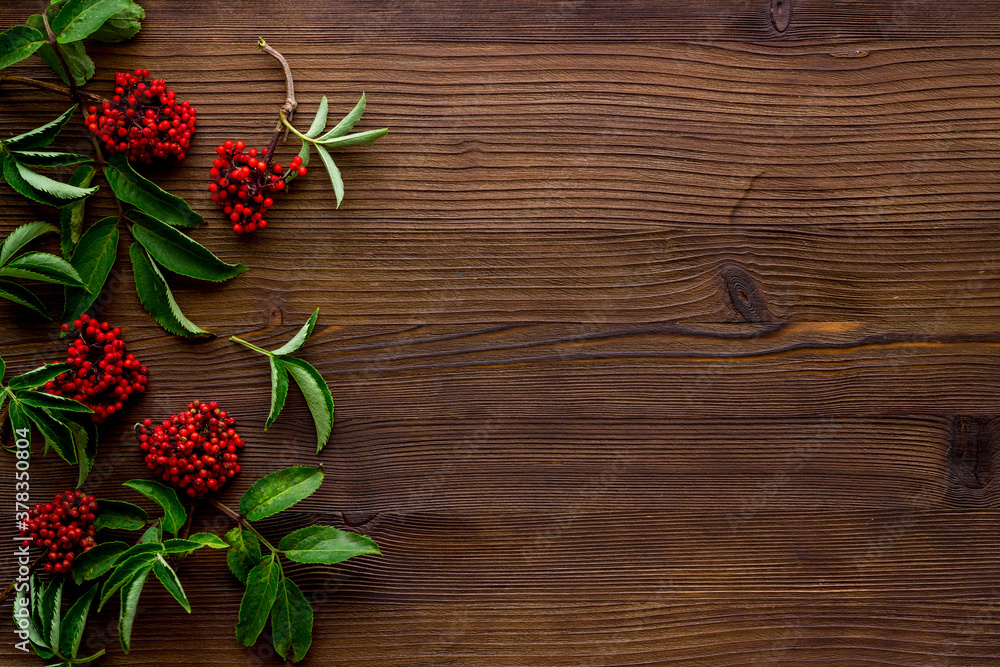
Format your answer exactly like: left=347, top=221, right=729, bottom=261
left=2, top=1, right=1000, bottom=664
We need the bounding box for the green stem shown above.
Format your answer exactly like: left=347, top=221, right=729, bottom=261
left=280, top=113, right=311, bottom=143
left=229, top=335, right=272, bottom=357
left=206, top=497, right=279, bottom=554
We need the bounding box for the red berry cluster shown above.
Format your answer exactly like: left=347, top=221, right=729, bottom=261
left=85, top=68, right=196, bottom=164
left=20, top=491, right=98, bottom=575
left=45, top=314, right=149, bottom=423
left=208, top=139, right=306, bottom=234
left=138, top=400, right=244, bottom=498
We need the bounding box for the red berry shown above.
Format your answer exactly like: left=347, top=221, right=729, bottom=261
left=19, top=491, right=99, bottom=567
left=208, top=143, right=296, bottom=235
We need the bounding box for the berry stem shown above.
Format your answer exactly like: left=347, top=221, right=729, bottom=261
left=205, top=497, right=280, bottom=553
left=0, top=75, right=105, bottom=105
left=229, top=335, right=272, bottom=357
left=41, top=12, right=77, bottom=102
left=258, top=37, right=297, bottom=128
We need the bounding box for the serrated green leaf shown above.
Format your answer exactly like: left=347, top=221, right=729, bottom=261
left=13, top=580, right=51, bottom=658
left=20, top=404, right=76, bottom=464
left=123, top=479, right=186, bottom=535
left=187, top=532, right=229, bottom=549
left=9, top=363, right=70, bottom=390
left=313, top=144, right=344, bottom=208
left=62, top=215, right=117, bottom=321
left=128, top=209, right=247, bottom=282
left=67, top=415, right=97, bottom=487
left=315, top=127, right=388, bottom=149
left=279, top=525, right=381, bottom=565
left=0, top=221, right=58, bottom=266
left=105, top=153, right=203, bottom=227
left=152, top=555, right=190, bottom=612
left=53, top=0, right=131, bottom=43
left=282, top=356, right=334, bottom=453
left=0, top=251, right=87, bottom=287
left=235, top=559, right=281, bottom=647
left=0, top=25, right=46, bottom=71
left=60, top=165, right=97, bottom=258
left=304, top=96, right=329, bottom=138
left=161, top=538, right=205, bottom=554
left=272, top=308, right=319, bottom=356
left=40, top=577, right=62, bottom=649
left=3, top=155, right=72, bottom=208
left=239, top=466, right=324, bottom=521
left=112, top=543, right=163, bottom=568
left=139, top=522, right=160, bottom=543
left=4, top=105, right=77, bottom=150
left=17, top=390, right=92, bottom=413
left=0, top=280, right=50, bottom=318
left=72, top=541, right=129, bottom=584
left=7, top=402, right=31, bottom=460
left=5, top=159, right=98, bottom=207
left=93, top=499, right=148, bottom=531
left=317, top=93, right=366, bottom=140
left=10, top=151, right=91, bottom=168
left=58, top=583, right=97, bottom=660
left=99, top=552, right=158, bottom=611
left=90, top=0, right=143, bottom=42
left=129, top=243, right=211, bottom=338
left=224, top=526, right=261, bottom=584
left=118, top=566, right=149, bottom=654
left=270, top=577, right=313, bottom=663
left=266, top=356, right=288, bottom=431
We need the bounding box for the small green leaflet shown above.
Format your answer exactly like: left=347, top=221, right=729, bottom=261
left=118, top=566, right=150, bottom=654
left=129, top=243, right=211, bottom=338
left=52, top=0, right=131, bottom=44
left=239, top=466, right=324, bottom=521
left=63, top=215, right=118, bottom=322
left=57, top=583, right=97, bottom=660
left=270, top=578, right=313, bottom=663
left=20, top=404, right=76, bottom=464
left=304, top=96, right=329, bottom=138
left=67, top=416, right=97, bottom=487
left=0, top=221, right=57, bottom=266
left=60, top=165, right=97, bottom=258
left=71, top=541, right=129, bottom=583
left=235, top=559, right=281, bottom=646
left=8, top=362, right=69, bottom=390
left=0, top=251, right=87, bottom=287
left=278, top=525, right=381, bottom=565
left=4, top=105, right=77, bottom=150
left=187, top=532, right=229, bottom=549
left=99, top=552, right=159, bottom=611
left=3, top=156, right=98, bottom=208
left=112, top=543, right=164, bottom=567
left=9, top=150, right=91, bottom=168
left=93, top=499, right=148, bottom=531
left=122, top=479, right=186, bottom=535
left=313, top=144, right=345, bottom=208
left=283, top=356, right=334, bottom=454
left=315, top=127, right=388, bottom=149
left=0, top=280, right=48, bottom=317
left=90, top=0, right=143, bottom=42
left=270, top=309, right=317, bottom=355
left=224, top=526, right=262, bottom=584
left=17, top=390, right=92, bottom=413
left=318, top=94, right=367, bottom=141
left=0, top=24, right=46, bottom=70
left=266, top=356, right=288, bottom=430
left=41, top=576, right=62, bottom=649
left=128, top=209, right=247, bottom=282
left=105, top=153, right=203, bottom=227
left=152, top=555, right=190, bottom=612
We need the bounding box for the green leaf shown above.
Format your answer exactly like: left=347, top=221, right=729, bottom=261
left=9, top=363, right=69, bottom=390
left=72, top=541, right=129, bottom=584
left=74, top=649, right=107, bottom=663
left=0, top=221, right=58, bottom=266
left=4, top=105, right=77, bottom=150
left=3, top=158, right=98, bottom=207
left=270, top=577, right=313, bottom=663
left=58, top=583, right=97, bottom=660
left=129, top=210, right=247, bottom=282
left=67, top=415, right=97, bottom=487
left=266, top=356, right=288, bottom=431
left=235, top=559, right=281, bottom=647
left=187, top=532, right=229, bottom=549
left=105, top=153, right=203, bottom=227
left=123, top=479, right=186, bottom=535
left=7, top=402, right=31, bottom=458
left=93, top=499, right=148, bottom=531
left=279, top=525, right=381, bottom=565
left=52, top=0, right=131, bottom=43
left=60, top=166, right=97, bottom=258
left=282, top=356, right=334, bottom=454
left=90, top=0, right=143, bottom=42
left=161, top=538, right=205, bottom=554
left=271, top=308, right=319, bottom=356
left=0, top=25, right=46, bottom=71
left=0, top=279, right=50, bottom=318
left=316, top=127, right=388, bottom=149
left=0, top=251, right=87, bottom=287
left=112, top=543, right=163, bottom=567
left=239, top=466, right=324, bottom=522
left=317, top=93, right=366, bottom=140
left=152, top=555, right=190, bottom=612
left=32, top=33, right=95, bottom=87
left=17, top=390, right=92, bottom=413
left=99, top=552, right=158, bottom=611
left=129, top=243, right=211, bottom=338
left=118, top=566, right=149, bottom=654
left=0, top=356, right=5, bottom=381
left=40, top=576, right=62, bottom=649
left=21, top=404, right=76, bottom=464
left=10, top=150, right=91, bottom=168
left=224, top=526, right=261, bottom=584
left=62, top=215, right=117, bottom=321
left=139, top=522, right=161, bottom=543
left=13, top=579, right=52, bottom=658
left=313, top=144, right=345, bottom=208
left=305, top=96, right=329, bottom=138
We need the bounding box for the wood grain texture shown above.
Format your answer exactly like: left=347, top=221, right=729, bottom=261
left=1, top=0, right=1000, bottom=664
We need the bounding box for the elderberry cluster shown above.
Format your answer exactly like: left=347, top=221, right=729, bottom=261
left=44, top=315, right=149, bottom=423
left=85, top=68, right=196, bottom=164
left=20, top=491, right=98, bottom=575
left=208, top=140, right=306, bottom=234
left=137, top=400, right=244, bottom=498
